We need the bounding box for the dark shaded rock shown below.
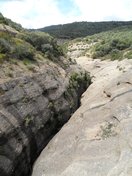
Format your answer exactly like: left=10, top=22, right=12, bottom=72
left=0, top=63, right=90, bottom=176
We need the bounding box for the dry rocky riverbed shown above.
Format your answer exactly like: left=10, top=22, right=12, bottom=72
left=32, top=56, right=132, bottom=176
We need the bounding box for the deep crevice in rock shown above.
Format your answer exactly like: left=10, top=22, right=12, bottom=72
left=0, top=71, right=91, bottom=176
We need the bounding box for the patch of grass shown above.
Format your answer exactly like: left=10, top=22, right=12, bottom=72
left=27, top=65, right=36, bottom=72
left=124, top=50, right=132, bottom=59
left=110, top=49, right=123, bottom=61
left=0, top=88, right=5, bottom=96
left=0, top=32, right=12, bottom=41
left=22, top=97, right=29, bottom=103
left=100, top=122, right=117, bottom=139
left=23, top=59, right=33, bottom=66
left=48, top=101, right=54, bottom=109
left=24, top=115, right=32, bottom=127
left=0, top=53, right=6, bottom=63
left=10, top=59, right=18, bottom=65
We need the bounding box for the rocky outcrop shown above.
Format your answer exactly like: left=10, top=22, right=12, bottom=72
left=0, top=62, right=90, bottom=176
left=32, top=57, right=132, bottom=176
left=0, top=24, right=19, bottom=35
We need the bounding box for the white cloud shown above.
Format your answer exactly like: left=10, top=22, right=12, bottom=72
left=0, top=0, right=58, bottom=28
left=0, top=0, right=80, bottom=28
left=0, top=0, right=132, bottom=28
left=73, top=0, right=132, bottom=21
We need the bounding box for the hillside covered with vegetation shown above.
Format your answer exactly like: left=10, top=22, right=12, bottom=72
left=0, top=30, right=63, bottom=63
left=0, top=13, right=67, bottom=80
left=67, top=25, right=132, bottom=61
left=38, top=21, right=132, bottom=39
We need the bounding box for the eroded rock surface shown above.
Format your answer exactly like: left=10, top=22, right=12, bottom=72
left=0, top=61, right=90, bottom=176
left=0, top=24, right=19, bottom=35
left=32, top=57, right=132, bottom=176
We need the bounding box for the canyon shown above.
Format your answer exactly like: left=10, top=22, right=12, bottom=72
left=32, top=56, right=132, bottom=176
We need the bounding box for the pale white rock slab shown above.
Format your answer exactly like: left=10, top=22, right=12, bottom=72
left=32, top=58, right=132, bottom=176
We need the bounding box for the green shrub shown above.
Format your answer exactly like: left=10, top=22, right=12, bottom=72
left=124, top=50, right=132, bottom=59
left=13, top=44, right=34, bottom=60
left=0, top=32, right=12, bottom=41
left=0, top=53, right=6, bottom=63
left=92, top=44, right=112, bottom=58
left=110, top=39, right=131, bottom=50
left=23, top=59, right=33, bottom=65
left=21, top=31, right=64, bottom=59
left=0, top=13, right=8, bottom=25
left=23, top=32, right=52, bottom=50
left=0, top=87, right=5, bottom=95
left=69, top=71, right=91, bottom=88
left=110, top=49, right=123, bottom=60
left=24, top=115, right=32, bottom=127
left=0, top=38, right=11, bottom=53
left=41, top=43, right=53, bottom=53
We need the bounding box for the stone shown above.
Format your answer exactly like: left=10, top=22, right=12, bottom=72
left=32, top=58, right=132, bottom=176
left=0, top=60, right=90, bottom=176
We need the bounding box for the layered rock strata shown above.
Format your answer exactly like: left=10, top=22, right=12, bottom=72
left=0, top=62, right=90, bottom=176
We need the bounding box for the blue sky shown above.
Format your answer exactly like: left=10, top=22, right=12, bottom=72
left=0, top=0, right=132, bottom=28
left=56, top=0, right=75, bottom=14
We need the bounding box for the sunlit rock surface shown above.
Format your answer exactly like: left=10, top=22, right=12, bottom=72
left=32, top=57, right=132, bottom=176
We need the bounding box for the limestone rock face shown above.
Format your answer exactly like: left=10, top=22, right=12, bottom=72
left=32, top=58, right=132, bottom=176
left=0, top=62, right=90, bottom=176
left=0, top=24, right=19, bottom=34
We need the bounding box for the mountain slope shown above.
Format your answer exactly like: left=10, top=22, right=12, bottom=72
left=67, top=26, right=132, bottom=61
left=0, top=13, right=67, bottom=80
left=38, top=21, right=132, bottom=39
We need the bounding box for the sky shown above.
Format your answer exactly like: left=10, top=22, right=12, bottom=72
left=0, top=0, right=132, bottom=29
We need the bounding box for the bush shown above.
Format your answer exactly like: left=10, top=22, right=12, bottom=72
left=0, top=13, right=8, bottom=25
left=0, top=32, right=12, bottom=41
left=0, top=53, right=6, bottom=63
left=92, top=44, right=112, bottom=58
left=23, top=32, right=53, bottom=50
left=0, top=38, right=11, bottom=53
left=92, top=34, right=132, bottom=59
left=41, top=44, right=53, bottom=53
left=110, top=49, right=123, bottom=60
left=124, top=50, right=132, bottom=59
left=22, top=32, right=64, bottom=59
left=110, top=39, right=131, bottom=50
left=13, top=44, right=34, bottom=60
left=68, top=71, right=91, bottom=91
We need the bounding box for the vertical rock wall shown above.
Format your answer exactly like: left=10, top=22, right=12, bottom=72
left=0, top=64, right=90, bottom=176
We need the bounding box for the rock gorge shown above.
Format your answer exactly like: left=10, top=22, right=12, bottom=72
left=0, top=13, right=132, bottom=176
left=32, top=57, right=132, bottom=176
left=0, top=58, right=91, bottom=176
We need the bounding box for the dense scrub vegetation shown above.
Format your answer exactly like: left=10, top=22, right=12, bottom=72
left=38, top=21, right=132, bottom=39
left=68, top=26, right=132, bottom=61
left=0, top=13, right=64, bottom=65
left=89, top=27, right=132, bottom=60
